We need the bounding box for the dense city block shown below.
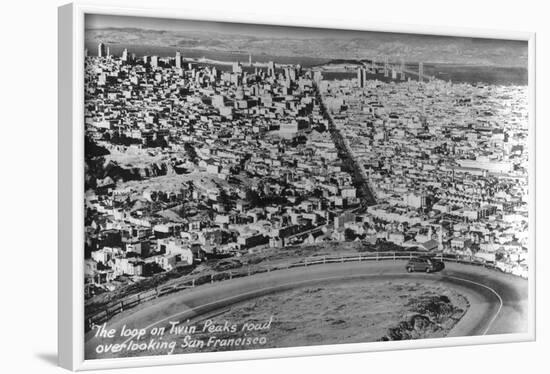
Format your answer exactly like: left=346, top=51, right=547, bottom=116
left=84, top=44, right=529, bottom=303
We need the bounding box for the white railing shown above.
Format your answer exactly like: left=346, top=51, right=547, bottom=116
left=86, top=251, right=520, bottom=330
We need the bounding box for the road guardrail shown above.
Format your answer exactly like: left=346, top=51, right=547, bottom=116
left=86, top=251, right=525, bottom=331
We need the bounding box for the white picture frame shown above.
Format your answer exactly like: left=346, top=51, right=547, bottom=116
left=58, top=1, right=536, bottom=370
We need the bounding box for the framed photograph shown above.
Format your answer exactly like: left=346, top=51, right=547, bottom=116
left=58, top=2, right=536, bottom=370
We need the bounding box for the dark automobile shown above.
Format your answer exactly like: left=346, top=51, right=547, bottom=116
left=406, top=256, right=445, bottom=273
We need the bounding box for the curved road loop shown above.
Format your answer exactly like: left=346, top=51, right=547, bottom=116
left=85, top=261, right=528, bottom=359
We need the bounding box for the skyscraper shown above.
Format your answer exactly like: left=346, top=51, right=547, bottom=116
left=232, top=61, right=242, bottom=74
left=289, top=68, right=297, bottom=82
left=97, top=42, right=106, bottom=58
left=175, top=51, right=181, bottom=69
left=267, top=61, right=276, bottom=77
left=313, top=70, right=323, bottom=85
left=419, top=62, right=424, bottom=83
left=121, top=48, right=128, bottom=62
left=357, top=67, right=366, bottom=88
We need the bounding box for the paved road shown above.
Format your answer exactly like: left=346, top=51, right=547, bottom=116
left=314, top=83, right=377, bottom=207
left=85, top=261, right=528, bottom=359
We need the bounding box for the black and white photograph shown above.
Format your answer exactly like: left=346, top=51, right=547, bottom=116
left=5, top=0, right=550, bottom=373
left=80, top=12, right=532, bottom=362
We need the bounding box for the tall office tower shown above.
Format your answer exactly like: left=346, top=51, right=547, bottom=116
left=121, top=48, right=128, bottom=62
left=418, top=62, right=424, bottom=82
left=357, top=67, right=366, bottom=88
left=371, top=58, right=376, bottom=73
left=211, top=67, right=219, bottom=80
left=151, top=55, right=158, bottom=68
left=267, top=61, right=276, bottom=77
left=313, top=70, right=323, bottom=85
left=107, top=46, right=111, bottom=58
left=175, top=51, right=181, bottom=69
left=249, top=54, right=252, bottom=66
left=391, top=68, right=397, bottom=80
left=97, top=42, right=106, bottom=58
left=289, top=68, right=297, bottom=81
left=400, top=58, right=406, bottom=80
left=283, top=67, right=290, bottom=83
left=232, top=61, right=242, bottom=73
left=384, top=56, right=389, bottom=77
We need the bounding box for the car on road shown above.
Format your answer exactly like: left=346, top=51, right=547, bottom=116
left=406, top=256, right=445, bottom=273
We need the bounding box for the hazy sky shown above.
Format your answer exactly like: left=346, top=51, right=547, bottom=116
left=85, top=14, right=528, bottom=68
left=85, top=14, right=526, bottom=45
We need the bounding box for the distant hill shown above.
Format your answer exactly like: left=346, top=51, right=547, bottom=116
left=85, top=27, right=528, bottom=68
